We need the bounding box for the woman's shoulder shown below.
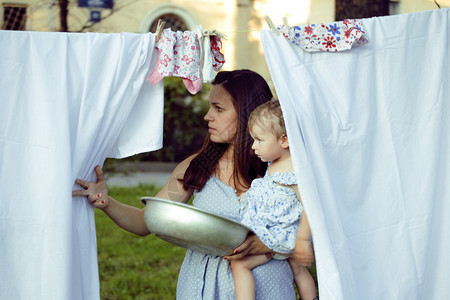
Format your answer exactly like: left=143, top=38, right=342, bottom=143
left=172, top=154, right=197, bottom=179
left=154, top=154, right=198, bottom=203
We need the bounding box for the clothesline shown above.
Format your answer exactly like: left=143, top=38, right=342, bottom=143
left=147, top=16, right=368, bottom=96
left=220, top=29, right=261, bottom=33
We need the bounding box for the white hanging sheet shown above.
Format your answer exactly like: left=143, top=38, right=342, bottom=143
left=0, top=31, right=163, bottom=299
left=261, top=8, right=450, bottom=299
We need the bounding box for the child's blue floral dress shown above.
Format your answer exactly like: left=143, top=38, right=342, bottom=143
left=240, top=169, right=303, bottom=254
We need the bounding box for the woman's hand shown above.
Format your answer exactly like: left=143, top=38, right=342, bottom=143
left=72, top=165, right=109, bottom=210
left=292, top=239, right=315, bottom=266
left=224, top=234, right=273, bottom=260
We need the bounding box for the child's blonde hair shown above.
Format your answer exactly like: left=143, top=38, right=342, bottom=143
left=248, top=100, right=286, bottom=139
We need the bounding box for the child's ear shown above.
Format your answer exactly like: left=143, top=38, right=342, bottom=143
left=280, top=134, right=289, bottom=149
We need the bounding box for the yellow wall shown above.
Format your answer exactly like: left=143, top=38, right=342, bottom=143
left=402, top=0, right=446, bottom=13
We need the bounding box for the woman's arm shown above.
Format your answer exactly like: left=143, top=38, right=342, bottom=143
left=292, top=185, right=315, bottom=265
left=224, top=235, right=273, bottom=260
left=153, top=155, right=195, bottom=202
left=73, top=166, right=151, bottom=235
left=72, top=155, right=195, bottom=236
left=292, top=212, right=315, bottom=266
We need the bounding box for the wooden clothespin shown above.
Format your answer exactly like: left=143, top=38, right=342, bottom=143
left=282, top=16, right=289, bottom=27
left=264, top=16, right=279, bottom=36
left=155, top=19, right=165, bottom=42
left=202, top=29, right=228, bottom=40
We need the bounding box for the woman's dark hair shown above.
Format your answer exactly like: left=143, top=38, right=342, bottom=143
left=183, top=69, right=273, bottom=193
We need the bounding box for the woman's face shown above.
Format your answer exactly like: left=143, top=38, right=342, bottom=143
left=204, top=85, right=238, bottom=144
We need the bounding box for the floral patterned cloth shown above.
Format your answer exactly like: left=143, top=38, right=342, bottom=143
left=147, top=28, right=202, bottom=94
left=147, top=28, right=225, bottom=94
left=240, top=170, right=303, bottom=254
left=210, top=35, right=225, bottom=71
left=277, top=19, right=368, bottom=52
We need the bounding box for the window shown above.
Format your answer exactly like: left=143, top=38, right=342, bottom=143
left=149, top=13, right=188, bottom=32
left=2, top=3, right=27, bottom=30
left=389, top=0, right=400, bottom=15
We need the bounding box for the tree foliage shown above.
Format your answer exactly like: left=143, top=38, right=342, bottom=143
left=131, top=77, right=210, bottom=162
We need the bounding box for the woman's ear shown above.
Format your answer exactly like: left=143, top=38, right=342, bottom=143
left=280, top=134, right=289, bottom=149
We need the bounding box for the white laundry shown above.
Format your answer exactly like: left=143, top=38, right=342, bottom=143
left=0, top=31, right=163, bottom=299
left=196, top=25, right=217, bottom=83
left=261, top=8, right=450, bottom=300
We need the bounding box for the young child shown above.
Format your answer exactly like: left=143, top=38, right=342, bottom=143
left=230, top=100, right=318, bottom=300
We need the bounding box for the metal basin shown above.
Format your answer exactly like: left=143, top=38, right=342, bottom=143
left=141, top=197, right=252, bottom=256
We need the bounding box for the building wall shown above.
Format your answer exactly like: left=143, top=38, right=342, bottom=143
left=1, top=0, right=447, bottom=84
left=401, top=0, right=444, bottom=13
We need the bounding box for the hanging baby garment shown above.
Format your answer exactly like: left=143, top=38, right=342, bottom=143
left=196, top=25, right=216, bottom=83
left=196, top=26, right=227, bottom=83
left=148, top=26, right=226, bottom=92
left=147, top=28, right=202, bottom=94
left=277, top=19, right=368, bottom=52
left=210, top=35, right=225, bottom=71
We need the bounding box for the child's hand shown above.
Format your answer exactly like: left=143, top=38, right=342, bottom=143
left=293, top=239, right=315, bottom=266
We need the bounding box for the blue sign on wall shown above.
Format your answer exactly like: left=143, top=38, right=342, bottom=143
left=78, top=0, right=113, bottom=9
left=90, top=11, right=101, bottom=22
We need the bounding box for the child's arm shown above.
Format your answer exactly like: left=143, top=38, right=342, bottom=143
left=293, top=185, right=315, bottom=266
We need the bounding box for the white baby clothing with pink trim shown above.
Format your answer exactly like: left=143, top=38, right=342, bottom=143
left=195, top=25, right=227, bottom=83
left=196, top=25, right=216, bottom=83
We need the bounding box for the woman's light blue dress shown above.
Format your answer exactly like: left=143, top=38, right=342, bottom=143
left=176, top=175, right=295, bottom=299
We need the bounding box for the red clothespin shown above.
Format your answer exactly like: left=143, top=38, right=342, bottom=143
left=155, top=19, right=165, bottom=42
left=264, top=16, right=279, bottom=36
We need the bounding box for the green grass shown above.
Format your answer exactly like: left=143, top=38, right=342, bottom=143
left=95, top=184, right=186, bottom=300
left=95, top=184, right=318, bottom=299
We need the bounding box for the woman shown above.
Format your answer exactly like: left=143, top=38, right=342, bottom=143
left=73, top=70, right=296, bottom=299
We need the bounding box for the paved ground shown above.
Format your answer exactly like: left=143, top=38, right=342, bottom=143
left=105, top=161, right=177, bottom=187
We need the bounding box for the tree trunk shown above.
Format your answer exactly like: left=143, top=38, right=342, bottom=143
left=59, top=0, right=68, bottom=32
left=335, top=0, right=390, bottom=21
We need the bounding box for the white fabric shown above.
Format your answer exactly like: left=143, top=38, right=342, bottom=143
left=261, top=8, right=450, bottom=300
left=0, top=31, right=163, bottom=299
left=196, top=25, right=216, bottom=83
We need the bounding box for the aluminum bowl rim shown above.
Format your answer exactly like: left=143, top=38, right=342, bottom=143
left=140, top=196, right=253, bottom=232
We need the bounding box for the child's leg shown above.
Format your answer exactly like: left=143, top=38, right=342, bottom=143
left=230, top=254, right=270, bottom=300
left=288, top=258, right=317, bottom=300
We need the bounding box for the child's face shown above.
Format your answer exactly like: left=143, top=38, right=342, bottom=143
left=249, top=122, right=284, bottom=162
